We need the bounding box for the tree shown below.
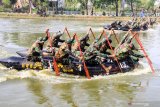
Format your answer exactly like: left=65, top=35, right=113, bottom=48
left=76, top=0, right=88, bottom=15
left=0, top=0, right=2, bottom=5
left=29, top=0, right=32, bottom=14
left=115, top=0, right=119, bottom=16
left=126, top=0, right=135, bottom=16
left=126, top=0, right=141, bottom=16
left=99, top=0, right=119, bottom=16
left=10, top=0, right=17, bottom=5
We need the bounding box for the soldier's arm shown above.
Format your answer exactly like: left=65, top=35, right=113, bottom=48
left=130, top=50, right=144, bottom=58
left=42, top=36, right=48, bottom=42
left=59, top=39, right=65, bottom=42
left=86, top=42, right=90, bottom=46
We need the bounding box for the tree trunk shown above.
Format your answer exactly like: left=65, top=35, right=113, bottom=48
left=29, top=0, right=32, bottom=14
left=115, top=0, right=118, bottom=16
left=130, top=0, right=134, bottom=16
left=85, top=0, right=88, bottom=15
left=0, top=0, right=2, bottom=5
left=154, top=9, right=156, bottom=17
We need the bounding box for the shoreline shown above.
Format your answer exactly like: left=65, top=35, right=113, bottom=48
left=0, top=12, right=159, bottom=22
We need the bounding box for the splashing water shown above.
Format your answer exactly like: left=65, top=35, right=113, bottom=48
left=0, top=61, right=151, bottom=84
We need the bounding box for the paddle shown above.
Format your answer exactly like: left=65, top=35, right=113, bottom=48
left=46, top=29, right=60, bottom=76
left=64, top=27, right=71, bottom=39
left=89, top=28, right=96, bottom=39
left=115, top=31, right=138, bottom=52
left=102, top=30, right=123, bottom=72
left=74, top=33, right=91, bottom=79
left=129, top=30, right=155, bottom=74
left=111, top=28, right=119, bottom=44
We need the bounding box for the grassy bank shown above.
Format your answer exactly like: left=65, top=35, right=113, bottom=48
left=0, top=12, right=159, bottom=22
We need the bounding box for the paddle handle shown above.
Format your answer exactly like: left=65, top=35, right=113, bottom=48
left=46, top=29, right=60, bottom=76
left=64, top=27, right=71, bottom=39
left=103, top=30, right=123, bottom=72
left=111, top=29, right=119, bottom=44
left=75, top=34, right=91, bottom=79
left=135, top=35, right=155, bottom=73
left=130, top=30, right=154, bottom=74
left=89, top=28, right=96, bottom=39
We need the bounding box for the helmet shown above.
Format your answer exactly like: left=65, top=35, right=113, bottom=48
left=80, top=34, right=89, bottom=41
left=66, top=39, right=73, bottom=44
left=38, top=37, right=43, bottom=41
left=36, top=37, right=44, bottom=44
left=102, top=38, right=112, bottom=44
left=55, top=31, right=63, bottom=38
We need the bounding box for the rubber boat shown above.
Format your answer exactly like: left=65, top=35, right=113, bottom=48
left=103, top=25, right=148, bottom=31
left=0, top=51, right=139, bottom=77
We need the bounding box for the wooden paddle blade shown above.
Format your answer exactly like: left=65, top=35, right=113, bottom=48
left=89, top=28, right=95, bottom=39
left=83, top=62, right=91, bottom=79
left=135, top=36, right=155, bottom=74
left=53, top=58, right=60, bottom=76
left=64, top=27, right=71, bottom=39
left=102, top=31, right=123, bottom=72
left=111, top=29, right=119, bottom=44
left=75, top=34, right=91, bottom=79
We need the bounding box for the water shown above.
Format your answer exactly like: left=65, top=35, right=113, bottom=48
left=0, top=18, right=160, bottom=107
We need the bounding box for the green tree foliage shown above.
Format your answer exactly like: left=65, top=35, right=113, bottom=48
left=0, top=0, right=157, bottom=15
left=2, top=0, right=10, bottom=5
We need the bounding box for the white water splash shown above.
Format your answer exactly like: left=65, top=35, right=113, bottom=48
left=0, top=61, right=152, bottom=84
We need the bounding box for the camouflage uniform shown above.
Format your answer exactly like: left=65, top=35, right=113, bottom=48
left=115, top=42, right=144, bottom=64
left=84, top=38, right=111, bottom=63
left=28, top=37, right=47, bottom=62
left=55, top=35, right=75, bottom=63
left=72, top=33, right=90, bottom=53
left=80, top=33, right=90, bottom=52
left=98, top=38, right=112, bottom=54
left=46, top=31, right=65, bottom=49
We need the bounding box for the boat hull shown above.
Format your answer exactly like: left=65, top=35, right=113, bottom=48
left=0, top=56, right=136, bottom=77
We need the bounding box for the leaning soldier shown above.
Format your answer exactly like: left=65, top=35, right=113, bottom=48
left=55, top=35, right=75, bottom=63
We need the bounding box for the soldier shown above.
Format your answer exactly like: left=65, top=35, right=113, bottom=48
left=80, top=33, right=90, bottom=52
left=115, top=37, right=144, bottom=64
left=46, top=31, right=64, bottom=49
left=98, top=38, right=113, bottom=54
left=28, top=37, right=47, bottom=62
left=55, top=35, right=75, bottom=63
left=72, top=33, right=90, bottom=52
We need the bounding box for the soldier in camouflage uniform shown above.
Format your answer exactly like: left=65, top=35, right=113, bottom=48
left=28, top=36, right=48, bottom=63
left=46, top=31, right=65, bottom=49
left=115, top=36, right=144, bottom=64
left=72, top=32, right=90, bottom=53
left=55, top=35, right=75, bottom=63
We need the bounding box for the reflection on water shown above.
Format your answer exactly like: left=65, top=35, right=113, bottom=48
left=52, top=83, right=78, bottom=107
left=0, top=18, right=160, bottom=107
left=26, top=79, right=49, bottom=104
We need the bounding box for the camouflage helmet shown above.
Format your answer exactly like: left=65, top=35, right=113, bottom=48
left=66, top=39, right=73, bottom=44
left=101, top=38, right=112, bottom=44
left=36, top=37, right=45, bottom=44
left=80, top=34, right=89, bottom=41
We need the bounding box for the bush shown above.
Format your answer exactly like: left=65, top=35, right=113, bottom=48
left=81, top=11, right=85, bottom=15
left=121, top=11, right=125, bottom=16
left=102, top=11, right=106, bottom=16
left=0, top=6, right=3, bottom=12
